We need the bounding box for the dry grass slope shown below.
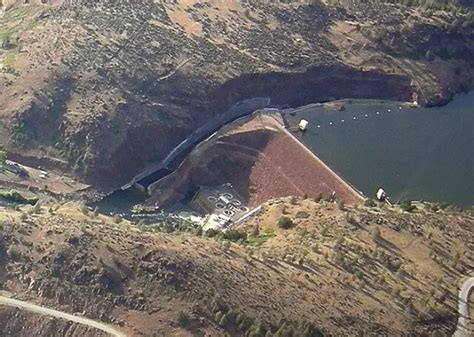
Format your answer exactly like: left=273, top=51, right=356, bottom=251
left=0, top=198, right=471, bottom=336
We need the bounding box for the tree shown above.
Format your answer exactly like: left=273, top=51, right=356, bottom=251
left=0, top=150, right=6, bottom=165
left=214, top=311, right=223, bottom=323
left=314, top=193, right=323, bottom=203
left=223, top=229, right=247, bottom=242
left=194, top=226, right=203, bottom=236
left=364, top=199, right=376, bottom=207
left=320, top=226, right=328, bottom=236
left=250, top=225, right=259, bottom=237
left=295, top=211, right=309, bottom=219
left=337, top=199, right=346, bottom=210
left=176, top=310, right=189, bottom=327
left=371, top=226, right=381, bottom=241
left=80, top=205, right=89, bottom=216
left=391, top=286, right=401, bottom=298
left=0, top=34, right=11, bottom=50
left=221, top=240, right=231, bottom=252
left=425, top=49, right=434, bottom=61
left=205, top=228, right=220, bottom=237
left=278, top=216, right=293, bottom=229
left=274, top=323, right=287, bottom=337
left=219, top=313, right=229, bottom=327
left=246, top=320, right=263, bottom=337
left=400, top=200, right=416, bottom=212
left=290, top=196, right=298, bottom=205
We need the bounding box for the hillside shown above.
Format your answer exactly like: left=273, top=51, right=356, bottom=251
left=0, top=0, right=473, bottom=189
left=0, top=198, right=472, bottom=336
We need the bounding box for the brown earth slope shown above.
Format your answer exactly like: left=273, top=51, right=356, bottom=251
left=0, top=200, right=472, bottom=336
left=0, top=0, right=473, bottom=189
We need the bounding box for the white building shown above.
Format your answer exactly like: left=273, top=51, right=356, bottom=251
left=298, top=119, right=308, bottom=131
left=376, top=188, right=387, bottom=201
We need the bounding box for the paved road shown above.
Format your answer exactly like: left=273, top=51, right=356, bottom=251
left=453, top=277, right=474, bottom=337
left=0, top=296, right=126, bottom=337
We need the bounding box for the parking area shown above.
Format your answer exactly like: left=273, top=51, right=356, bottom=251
left=0, top=160, right=89, bottom=195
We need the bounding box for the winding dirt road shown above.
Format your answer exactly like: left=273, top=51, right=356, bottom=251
left=0, top=296, right=126, bottom=337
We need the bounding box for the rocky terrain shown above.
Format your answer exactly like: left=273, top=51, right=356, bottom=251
left=0, top=198, right=472, bottom=336
left=0, top=0, right=473, bottom=189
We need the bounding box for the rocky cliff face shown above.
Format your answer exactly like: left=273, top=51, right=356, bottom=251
left=0, top=0, right=472, bottom=189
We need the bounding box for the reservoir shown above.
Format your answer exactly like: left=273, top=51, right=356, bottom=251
left=284, top=92, right=474, bottom=207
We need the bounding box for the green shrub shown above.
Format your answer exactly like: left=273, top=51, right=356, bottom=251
left=400, top=200, right=416, bottom=212
left=295, top=211, right=309, bottom=219
left=364, top=199, right=377, bottom=207
left=205, top=228, right=220, bottom=237
left=278, top=216, right=293, bottom=229
left=223, top=229, right=247, bottom=242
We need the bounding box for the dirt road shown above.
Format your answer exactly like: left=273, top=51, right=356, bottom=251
left=0, top=296, right=126, bottom=337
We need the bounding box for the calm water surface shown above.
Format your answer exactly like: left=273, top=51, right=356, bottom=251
left=285, top=92, right=474, bottom=207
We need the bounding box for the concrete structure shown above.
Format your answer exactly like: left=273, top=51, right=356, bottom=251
left=191, top=184, right=250, bottom=230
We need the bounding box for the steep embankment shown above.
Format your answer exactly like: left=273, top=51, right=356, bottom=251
left=0, top=0, right=472, bottom=189
left=0, top=200, right=472, bottom=336
left=148, top=112, right=364, bottom=208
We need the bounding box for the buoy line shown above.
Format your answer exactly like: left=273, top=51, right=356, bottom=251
left=296, top=105, right=405, bottom=130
